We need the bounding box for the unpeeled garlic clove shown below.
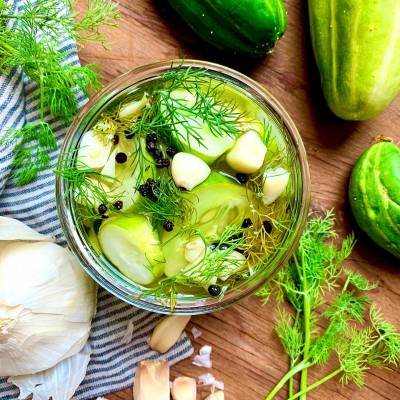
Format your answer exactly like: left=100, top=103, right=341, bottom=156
left=262, top=167, right=290, bottom=205
left=149, top=315, right=191, bottom=354
left=133, top=359, right=170, bottom=400
left=171, top=376, right=197, bottom=400
left=171, top=152, right=211, bottom=191
left=225, top=130, right=267, bottom=174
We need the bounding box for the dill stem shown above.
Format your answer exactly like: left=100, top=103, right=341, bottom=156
left=265, top=360, right=311, bottom=400
left=288, top=368, right=342, bottom=400
left=39, top=72, right=45, bottom=120
left=289, top=310, right=302, bottom=398
left=296, top=247, right=311, bottom=400
left=342, top=275, right=351, bottom=292
left=288, top=358, right=296, bottom=398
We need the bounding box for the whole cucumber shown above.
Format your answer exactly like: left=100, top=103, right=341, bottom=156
left=348, top=139, right=400, bottom=259
left=308, top=0, right=400, bottom=120
left=167, top=0, right=287, bottom=56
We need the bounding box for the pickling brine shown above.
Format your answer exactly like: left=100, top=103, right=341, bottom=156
left=58, top=64, right=299, bottom=308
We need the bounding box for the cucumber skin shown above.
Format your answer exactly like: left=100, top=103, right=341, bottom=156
left=348, top=142, right=400, bottom=259
left=167, top=0, right=287, bottom=56
left=308, top=0, right=400, bottom=120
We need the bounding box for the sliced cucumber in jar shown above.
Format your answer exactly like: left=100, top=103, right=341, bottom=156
left=98, top=215, right=165, bottom=285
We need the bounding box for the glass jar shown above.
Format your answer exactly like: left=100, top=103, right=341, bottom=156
left=55, top=60, right=311, bottom=315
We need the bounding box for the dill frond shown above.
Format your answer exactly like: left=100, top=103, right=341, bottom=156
left=140, top=175, right=195, bottom=227
left=0, top=0, right=119, bottom=185
left=54, top=156, right=121, bottom=221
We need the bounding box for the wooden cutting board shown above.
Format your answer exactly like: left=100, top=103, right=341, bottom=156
left=75, top=1, right=400, bottom=399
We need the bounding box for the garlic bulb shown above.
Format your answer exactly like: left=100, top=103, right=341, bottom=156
left=0, top=217, right=97, bottom=376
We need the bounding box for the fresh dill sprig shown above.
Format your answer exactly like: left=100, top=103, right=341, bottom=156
left=140, top=174, right=195, bottom=227
left=258, top=211, right=400, bottom=400
left=0, top=0, right=119, bottom=185
left=155, top=63, right=247, bottom=150
left=54, top=156, right=120, bottom=221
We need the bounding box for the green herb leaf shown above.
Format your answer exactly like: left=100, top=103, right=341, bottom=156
left=0, top=0, right=119, bottom=185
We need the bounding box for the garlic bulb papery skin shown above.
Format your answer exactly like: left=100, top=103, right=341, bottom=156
left=0, top=216, right=52, bottom=245
left=8, top=344, right=91, bottom=400
left=0, top=240, right=97, bottom=376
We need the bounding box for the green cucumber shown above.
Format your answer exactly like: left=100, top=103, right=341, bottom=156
left=167, top=0, right=287, bottom=56
left=98, top=215, right=165, bottom=284
left=308, top=0, right=400, bottom=120
left=348, top=140, right=400, bottom=259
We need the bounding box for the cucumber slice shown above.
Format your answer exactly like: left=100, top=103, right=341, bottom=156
left=162, top=230, right=190, bottom=277
left=98, top=215, right=165, bottom=285
left=185, top=171, right=252, bottom=237
left=162, top=172, right=252, bottom=276
left=160, top=89, right=235, bottom=165
left=174, top=115, right=235, bottom=165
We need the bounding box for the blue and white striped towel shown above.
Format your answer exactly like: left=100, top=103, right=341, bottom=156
left=0, top=1, right=193, bottom=398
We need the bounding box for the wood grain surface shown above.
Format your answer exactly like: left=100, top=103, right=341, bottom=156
left=75, top=0, right=400, bottom=399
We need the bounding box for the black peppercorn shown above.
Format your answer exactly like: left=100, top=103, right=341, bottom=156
left=98, top=204, right=107, bottom=214
left=163, top=220, right=174, bottom=232
left=161, top=158, right=170, bottom=167
left=155, top=157, right=164, bottom=168
left=218, top=243, right=229, bottom=251
left=153, top=149, right=163, bottom=159
left=115, top=152, right=128, bottom=164
left=114, top=200, right=123, bottom=210
left=242, top=218, right=253, bottom=228
left=151, top=185, right=160, bottom=198
left=209, top=243, right=218, bottom=251
left=166, top=146, right=178, bottom=157
left=138, top=184, right=149, bottom=197
left=113, top=134, right=119, bottom=145
left=236, top=173, right=248, bottom=184
left=146, top=141, right=157, bottom=153
left=263, top=220, right=273, bottom=234
left=146, top=133, right=157, bottom=143
left=146, top=178, right=155, bottom=186
left=208, top=285, right=221, bottom=297
left=125, top=130, right=135, bottom=139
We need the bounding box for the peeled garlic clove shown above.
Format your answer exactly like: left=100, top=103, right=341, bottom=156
left=77, top=130, right=113, bottom=169
left=262, top=167, right=290, bottom=205
left=225, top=130, right=267, bottom=174
left=171, top=152, right=211, bottom=191
left=217, top=250, right=247, bottom=281
left=133, top=360, right=170, bottom=400
left=119, top=93, right=148, bottom=119
left=171, top=376, right=197, bottom=400
left=204, top=391, right=225, bottom=400
left=185, top=237, right=206, bottom=263
left=149, top=315, right=191, bottom=354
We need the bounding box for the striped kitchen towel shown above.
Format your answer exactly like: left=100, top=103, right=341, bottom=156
left=0, top=1, right=193, bottom=399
